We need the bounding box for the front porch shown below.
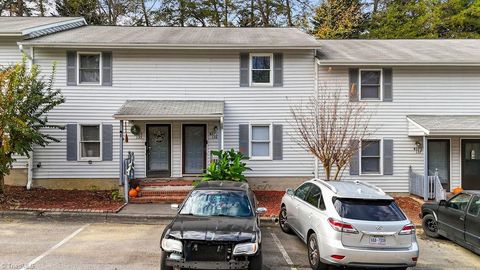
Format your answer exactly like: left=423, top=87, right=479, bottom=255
left=407, top=115, right=480, bottom=201
left=113, top=100, right=225, bottom=201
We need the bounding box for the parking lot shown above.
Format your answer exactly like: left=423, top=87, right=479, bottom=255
left=0, top=219, right=479, bottom=270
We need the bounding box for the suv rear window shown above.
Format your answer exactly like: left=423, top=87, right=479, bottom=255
left=333, top=198, right=406, bottom=221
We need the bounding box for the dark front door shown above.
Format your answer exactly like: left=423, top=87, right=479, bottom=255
left=462, top=139, right=480, bottom=190
left=146, top=124, right=171, bottom=177
left=182, top=124, right=206, bottom=175
left=428, top=139, right=450, bottom=190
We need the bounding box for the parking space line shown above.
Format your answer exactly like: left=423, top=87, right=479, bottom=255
left=20, top=223, right=90, bottom=270
left=270, top=232, right=297, bottom=270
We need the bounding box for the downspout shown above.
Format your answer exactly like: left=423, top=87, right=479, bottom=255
left=423, top=136, right=428, bottom=201
left=313, top=54, right=320, bottom=179
left=19, top=45, right=34, bottom=189
left=220, top=116, right=224, bottom=150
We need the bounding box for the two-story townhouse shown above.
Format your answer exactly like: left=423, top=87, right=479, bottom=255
left=316, top=40, right=480, bottom=195
left=12, top=25, right=320, bottom=191
left=0, top=17, right=86, bottom=187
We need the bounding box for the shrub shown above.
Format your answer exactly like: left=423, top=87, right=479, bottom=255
left=201, top=149, right=250, bottom=182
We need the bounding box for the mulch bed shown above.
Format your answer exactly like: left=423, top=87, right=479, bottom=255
left=254, top=190, right=285, bottom=217
left=0, top=186, right=124, bottom=213
left=395, top=196, right=423, bottom=225
left=253, top=190, right=423, bottom=225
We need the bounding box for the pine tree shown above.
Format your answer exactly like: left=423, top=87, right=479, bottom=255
left=312, top=0, right=366, bottom=39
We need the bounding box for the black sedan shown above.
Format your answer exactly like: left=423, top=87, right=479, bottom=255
left=160, top=181, right=265, bottom=270
left=421, top=190, right=480, bottom=255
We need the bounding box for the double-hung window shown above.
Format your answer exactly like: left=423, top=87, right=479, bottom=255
left=250, top=124, right=272, bottom=159
left=79, top=124, right=102, bottom=160
left=360, top=69, right=382, bottom=100
left=250, top=53, right=273, bottom=86
left=361, top=140, right=381, bottom=174
left=78, top=52, right=102, bottom=85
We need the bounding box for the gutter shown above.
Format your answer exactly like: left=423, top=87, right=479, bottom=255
left=316, top=61, right=480, bottom=67
left=313, top=54, right=320, bottom=179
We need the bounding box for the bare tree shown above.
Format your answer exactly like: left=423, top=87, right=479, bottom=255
left=290, top=85, right=375, bottom=181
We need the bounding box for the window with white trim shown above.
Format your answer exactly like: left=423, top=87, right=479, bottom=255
left=361, top=140, right=381, bottom=174
left=78, top=52, right=101, bottom=84
left=250, top=54, right=273, bottom=85
left=79, top=124, right=101, bottom=160
left=250, top=124, right=271, bottom=159
left=360, top=70, right=382, bottom=100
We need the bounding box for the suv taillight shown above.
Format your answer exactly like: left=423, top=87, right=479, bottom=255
left=327, top=218, right=358, bottom=234
left=399, top=224, right=415, bottom=235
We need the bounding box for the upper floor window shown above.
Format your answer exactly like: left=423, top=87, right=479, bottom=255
left=361, top=140, right=381, bottom=174
left=79, top=124, right=102, bottom=161
left=250, top=53, right=273, bottom=86
left=360, top=69, right=382, bottom=100
left=78, top=52, right=102, bottom=85
left=250, top=124, right=272, bottom=159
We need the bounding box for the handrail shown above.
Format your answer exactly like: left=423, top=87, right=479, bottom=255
left=314, top=179, right=338, bottom=193
left=354, top=180, right=386, bottom=195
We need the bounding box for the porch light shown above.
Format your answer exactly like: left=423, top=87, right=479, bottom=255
left=414, top=141, right=423, bottom=154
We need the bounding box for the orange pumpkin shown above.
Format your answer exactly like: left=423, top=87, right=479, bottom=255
left=135, top=186, right=141, bottom=192
left=128, top=188, right=138, bottom=198
left=452, top=187, right=463, bottom=195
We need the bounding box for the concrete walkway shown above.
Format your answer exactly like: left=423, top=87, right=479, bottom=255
left=118, top=203, right=175, bottom=216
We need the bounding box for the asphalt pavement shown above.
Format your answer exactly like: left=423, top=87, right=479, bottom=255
left=0, top=218, right=478, bottom=270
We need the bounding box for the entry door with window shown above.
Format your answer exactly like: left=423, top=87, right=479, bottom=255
left=462, top=140, right=480, bottom=190
left=428, top=140, right=450, bottom=190
left=183, top=124, right=206, bottom=175
left=146, top=125, right=171, bottom=177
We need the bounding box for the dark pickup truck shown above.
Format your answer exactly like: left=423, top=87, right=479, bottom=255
left=421, top=191, right=480, bottom=255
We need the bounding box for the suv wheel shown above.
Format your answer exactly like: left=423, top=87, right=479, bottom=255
left=160, top=252, right=173, bottom=270
left=248, top=251, right=263, bottom=270
left=307, top=233, right=328, bottom=270
left=422, top=214, right=439, bottom=238
left=279, top=206, right=293, bottom=234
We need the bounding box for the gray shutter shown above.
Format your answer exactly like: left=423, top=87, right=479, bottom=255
left=383, top=139, right=394, bottom=175
left=383, top=68, right=393, bottom=102
left=349, top=140, right=360, bottom=175
left=272, top=124, right=283, bottom=160
left=349, top=68, right=359, bottom=102
left=239, top=53, right=249, bottom=87
left=66, top=51, right=77, bottom=86
left=102, top=124, right=113, bottom=161
left=66, top=124, right=77, bottom=161
left=273, top=53, right=283, bottom=87
left=102, top=52, right=112, bottom=86
left=239, top=124, right=249, bottom=157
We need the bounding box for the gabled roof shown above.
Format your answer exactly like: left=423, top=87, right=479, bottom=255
left=0, top=16, right=86, bottom=38
left=113, top=100, right=224, bottom=120
left=19, top=26, right=320, bottom=49
left=316, top=39, right=480, bottom=66
left=407, top=115, right=480, bottom=136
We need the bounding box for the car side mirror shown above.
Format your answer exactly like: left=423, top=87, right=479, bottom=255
left=439, top=200, right=447, bottom=207
left=171, top=203, right=179, bottom=211
left=256, top=207, right=267, bottom=214
left=286, top=188, right=294, bottom=196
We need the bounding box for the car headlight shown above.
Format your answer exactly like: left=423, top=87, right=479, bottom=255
left=161, top=238, right=183, bottom=253
left=233, top=242, right=258, bottom=256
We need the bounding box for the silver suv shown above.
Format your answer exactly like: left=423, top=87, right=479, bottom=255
left=279, top=179, right=419, bottom=270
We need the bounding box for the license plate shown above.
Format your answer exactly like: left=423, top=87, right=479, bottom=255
left=369, top=236, right=386, bottom=245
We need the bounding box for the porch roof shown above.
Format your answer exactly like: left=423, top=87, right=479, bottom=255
left=113, top=100, right=224, bottom=120
left=407, top=115, right=480, bottom=136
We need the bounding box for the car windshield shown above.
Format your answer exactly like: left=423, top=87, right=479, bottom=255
left=333, top=198, right=406, bottom=221
left=179, top=190, right=253, bottom=217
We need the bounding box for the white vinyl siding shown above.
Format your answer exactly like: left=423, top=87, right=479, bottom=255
left=318, top=66, right=480, bottom=192
left=26, top=49, right=315, bottom=180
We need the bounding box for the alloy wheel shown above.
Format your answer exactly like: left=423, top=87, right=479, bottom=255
left=279, top=209, right=287, bottom=229
left=308, top=236, right=319, bottom=267
left=426, top=218, right=438, bottom=232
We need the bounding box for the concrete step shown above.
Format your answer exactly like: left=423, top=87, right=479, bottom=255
left=139, top=190, right=190, bottom=197
left=130, top=195, right=186, bottom=204
left=139, top=179, right=194, bottom=187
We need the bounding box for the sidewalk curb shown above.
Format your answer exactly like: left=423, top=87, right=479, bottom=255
left=0, top=210, right=279, bottom=224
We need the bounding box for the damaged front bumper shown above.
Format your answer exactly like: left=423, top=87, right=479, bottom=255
left=166, top=258, right=249, bottom=269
